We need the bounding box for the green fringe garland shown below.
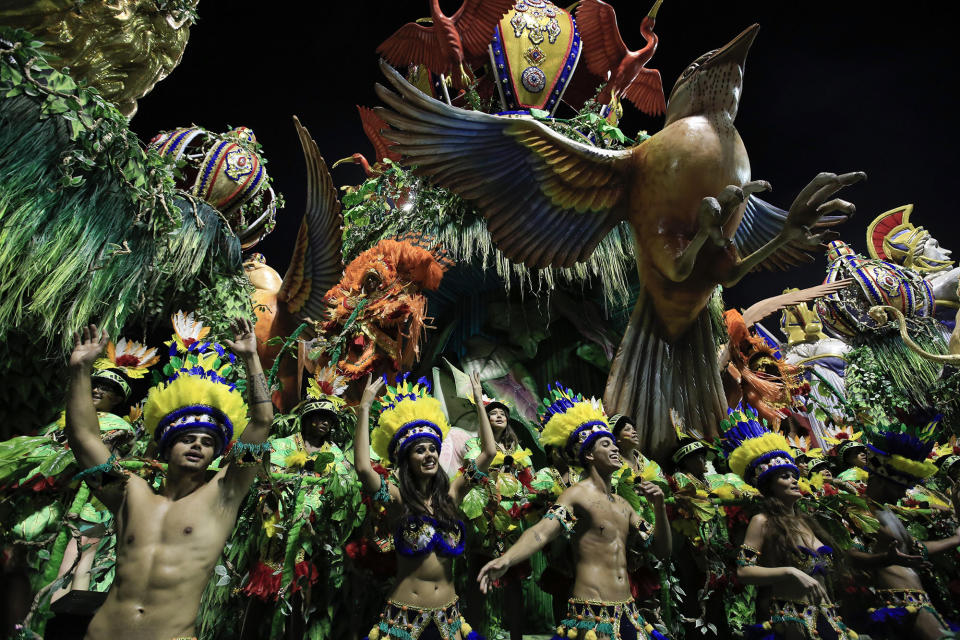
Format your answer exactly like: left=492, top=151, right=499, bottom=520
left=708, top=286, right=727, bottom=349
left=844, top=316, right=949, bottom=420
left=340, top=164, right=637, bottom=311
left=0, top=30, right=245, bottom=356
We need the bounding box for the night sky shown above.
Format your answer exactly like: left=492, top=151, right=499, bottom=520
left=129, top=0, right=957, bottom=315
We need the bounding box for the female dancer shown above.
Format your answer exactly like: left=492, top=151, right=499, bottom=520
left=354, top=371, right=495, bottom=640
left=723, top=405, right=860, bottom=640
left=462, top=397, right=537, bottom=640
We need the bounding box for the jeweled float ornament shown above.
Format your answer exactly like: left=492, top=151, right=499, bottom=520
left=149, top=126, right=278, bottom=250
left=816, top=240, right=934, bottom=339
left=488, top=0, right=582, bottom=115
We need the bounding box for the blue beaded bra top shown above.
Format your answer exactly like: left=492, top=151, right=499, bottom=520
left=394, top=515, right=465, bottom=558
left=796, top=545, right=834, bottom=576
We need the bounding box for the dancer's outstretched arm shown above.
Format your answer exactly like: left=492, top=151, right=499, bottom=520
left=354, top=373, right=387, bottom=493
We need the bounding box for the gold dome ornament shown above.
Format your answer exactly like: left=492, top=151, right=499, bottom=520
left=815, top=240, right=935, bottom=339
left=0, top=0, right=198, bottom=117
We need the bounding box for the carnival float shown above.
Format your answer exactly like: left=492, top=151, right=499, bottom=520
left=0, top=1, right=957, bottom=639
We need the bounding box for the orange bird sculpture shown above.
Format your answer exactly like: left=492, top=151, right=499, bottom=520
left=576, top=0, right=666, bottom=115
left=377, top=0, right=515, bottom=87
left=374, top=25, right=865, bottom=456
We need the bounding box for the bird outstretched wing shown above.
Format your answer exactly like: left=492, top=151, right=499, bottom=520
left=377, top=22, right=447, bottom=75
left=575, top=0, right=628, bottom=78
left=452, top=0, right=516, bottom=59
left=741, top=279, right=853, bottom=328
left=278, top=116, right=344, bottom=320
left=734, top=195, right=848, bottom=272
left=621, top=68, right=665, bottom=116
left=374, top=60, right=632, bottom=268
left=357, top=105, right=400, bottom=164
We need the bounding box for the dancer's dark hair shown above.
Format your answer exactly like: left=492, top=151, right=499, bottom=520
left=396, top=437, right=461, bottom=528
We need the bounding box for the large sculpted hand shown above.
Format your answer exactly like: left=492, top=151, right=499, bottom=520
left=781, top=171, right=865, bottom=245
left=70, top=324, right=109, bottom=369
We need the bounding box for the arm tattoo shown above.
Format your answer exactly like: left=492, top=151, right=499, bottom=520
left=534, top=531, right=543, bottom=544
left=249, top=372, right=271, bottom=404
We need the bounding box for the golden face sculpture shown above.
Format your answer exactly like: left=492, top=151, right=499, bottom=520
left=0, top=0, right=197, bottom=117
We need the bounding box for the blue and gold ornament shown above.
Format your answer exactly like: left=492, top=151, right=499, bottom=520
left=371, top=373, right=450, bottom=464
left=149, top=125, right=277, bottom=250
left=143, top=312, right=248, bottom=459
left=539, top=383, right=612, bottom=464
left=816, top=240, right=935, bottom=338
left=720, top=404, right=798, bottom=487
left=862, top=413, right=940, bottom=485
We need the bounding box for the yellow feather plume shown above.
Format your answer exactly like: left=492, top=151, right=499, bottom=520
left=540, top=399, right=608, bottom=449
left=728, top=432, right=793, bottom=481
left=372, top=378, right=449, bottom=463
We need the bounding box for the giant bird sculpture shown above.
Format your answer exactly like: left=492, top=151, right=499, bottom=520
left=374, top=24, right=864, bottom=457
left=246, top=116, right=344, bottom=411
left=377, top=0, right=515, bottom=87
left=576, top=0, right=666, bottom=116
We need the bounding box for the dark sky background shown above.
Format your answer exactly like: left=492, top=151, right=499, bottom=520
left=129, top=0, right=957, bottom=313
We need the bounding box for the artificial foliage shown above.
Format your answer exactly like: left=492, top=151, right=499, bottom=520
left=0, top=29, right=255, bottom=433
left=844, top=318, right=948, bottom=425
left=0, top=29, right=251, bottom=349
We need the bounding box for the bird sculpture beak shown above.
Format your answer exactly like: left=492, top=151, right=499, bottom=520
left=705, top=23, right=759, bottom=70
left=331, top=156, right=357, bottom=169
left=648, top=0, right=664, bottom=18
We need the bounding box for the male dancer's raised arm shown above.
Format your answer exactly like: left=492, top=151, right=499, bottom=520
left=66, top=325, right=112, bottom=466
left=220, top=317, right=274, bottom=500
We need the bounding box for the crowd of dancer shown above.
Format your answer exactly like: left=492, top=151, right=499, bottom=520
left=2, top=313, right=959, bottom=640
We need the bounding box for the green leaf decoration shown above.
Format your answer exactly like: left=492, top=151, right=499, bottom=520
left=461, top=485, right=488, bottom=520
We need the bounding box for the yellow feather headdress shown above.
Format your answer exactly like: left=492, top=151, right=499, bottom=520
left=297, top=366, right=348, bottom=422
left=934, top=436, right=960, bottom=477
left=143, top=312, right=248, bottom=459
left=720, top=404, right=798, bottom=487
left=371, top=372, right=450, bottom=464
left=822, top=423, right=865, bottom=460
left=539, top=383, right=612, bottom=464
left=862, top=413, right=940, bottom=484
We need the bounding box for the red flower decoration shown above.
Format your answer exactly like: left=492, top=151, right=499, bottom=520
left=243, top=561, right=282, bottom=601
left=115, top=354, right=140, bottom=367
left=518, top=467, right=534, bottom=492
left=291, top=560, right=319, bottom=592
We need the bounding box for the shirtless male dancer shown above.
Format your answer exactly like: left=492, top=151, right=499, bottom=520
left=848, top=418, right=960, bottom=640
left=64, top=319, right=272, bottom=640
left=478, top=388, right=671, bottom=640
